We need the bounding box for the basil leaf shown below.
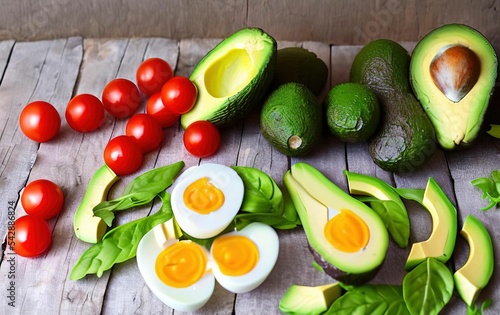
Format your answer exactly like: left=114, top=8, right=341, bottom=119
left=70, top=192, right=173, bottom=280
left=471, top=172, right=500, bottom=211
left=93, top=161, right=184, bottom=226
left=231, top=166, right=284, bottom=214
left=327, top=285, right=410, bottom=315
left=369, top=199, right=410, bottom=248
left=402, top=258, right=454, bottom=315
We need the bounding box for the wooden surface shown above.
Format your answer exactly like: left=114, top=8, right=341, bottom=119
left=0, top=36, right=499, bottom=315
left=1, top=0, right=500, bottom=54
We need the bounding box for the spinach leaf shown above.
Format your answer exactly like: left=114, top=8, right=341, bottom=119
left=402, top=258, right=454, bottom=315
left=471, top=171, right=500, bottom=211
left=70, top=192, right=173, bottom=280
left=367, top=198, right=410, bottom=248
left=395, top=188, right=425, bottom=206
left=93, top=161, right=185, bottom=226
left=467, top=299, right=493, bottom=315
left=327, top=285, right=410, bottom=315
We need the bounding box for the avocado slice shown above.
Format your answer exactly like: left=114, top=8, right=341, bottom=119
left=284, top=163, right=389, bottom=284
left=454, top=215, right=494, bottom=306
left=74, top=164, right=119, bottom=243
left=405, top=178, right=457, bottom=270
left=410, top=24, right=498, bottom=149
left=279, top=282, right=342, bottom=315
left=181, top=28, right=277, bottom=128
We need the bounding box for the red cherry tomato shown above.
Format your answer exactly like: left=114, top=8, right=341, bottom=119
left=183, top=121, right=220, bottom=158
left=12, top=215, right=52, bottom=258
left=146, top=92, right=179, bottom=128
left=161, top=76, right=197, bottom=115
left=21, top=179, right=64, bottom=220
left=125, top=113, right=164, bottom=153
left=103, top=135, right=144, bottom=176
left=101, top=78, right=142, bottom=119
left=136, top=58, right=173, bottom=96
left=19, top=101, right=61, bottom=142
left=65, top=94, right=105, bottom=132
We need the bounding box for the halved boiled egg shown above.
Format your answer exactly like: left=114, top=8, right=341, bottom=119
left=171, top=163, right=244, bottom=239
left=137, top=220, right=280, bottom=312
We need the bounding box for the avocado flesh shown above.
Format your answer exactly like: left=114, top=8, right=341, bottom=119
left=405, top=178, right=457, bottom=270
left=454, top=215, right=494, bottom=306
left=74, top=165, right=119, bottom=243
left=283, top=163, right=388, bottom=284
left=181, top=28, right=277, bottom=128
left=279, top=282, right=342, bottom=315
left=410, top=24, right=498, bottom=150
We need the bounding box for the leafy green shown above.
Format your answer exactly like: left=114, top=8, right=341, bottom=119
left=471, top=170, right=500, bottom=211
left=93, top=161, right=185, bottom=226
left=231, top=166, right=300, bottom=230
left=487, top=124, right=500, bottom=138
left=467, top=299, right=493, bottom=315
left=327, top=285, right=410, bottom=315
left=402, top=258, right=454, bottom=315
left=395, top=188, right=425, bottom=206
left=70, top=191, right=173, bottom=280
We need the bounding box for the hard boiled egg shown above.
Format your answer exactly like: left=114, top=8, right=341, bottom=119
left=137, top=220, right=280, bottom=312
left=171, top=163, right=244, bottom=239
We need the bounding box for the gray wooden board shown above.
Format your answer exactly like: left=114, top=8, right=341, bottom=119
left=0, top=36, right=499, bottom=315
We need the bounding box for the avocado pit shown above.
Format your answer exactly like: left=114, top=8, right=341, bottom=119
left=430, top=45, right=481, bottom=103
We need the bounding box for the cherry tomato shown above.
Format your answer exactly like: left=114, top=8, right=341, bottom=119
left=21, top=179, right=64, bottom=220
left=161, top=76, right=197, bottom=115
left=65, top=94, right=105, bottom=132
left=19, top=101, right=61, bottom=142
left=101, top=78, right=142, bottom=119
left=146, top=92, right=179, bottom=128
left=103, top=135, right=144, bottom=176
left=125, top=113, right=164, bottom=153
left=136, top=58, right=173, bottom=96
left=183, top=121, right=220, bottom=158
left=12, top=215, right=52, bottom=258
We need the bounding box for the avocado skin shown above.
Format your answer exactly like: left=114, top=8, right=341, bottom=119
left=351, top=39, right=436, bottom=173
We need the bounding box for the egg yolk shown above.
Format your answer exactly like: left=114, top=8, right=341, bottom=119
left=183, top=177, right=225, bottom=214
left=211, top=235, right=259, bottom=276
left=324, top=209, right=370, bottom=253
left=155, top=241, right=208, bottom=288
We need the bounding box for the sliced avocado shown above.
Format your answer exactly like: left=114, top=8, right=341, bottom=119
left=454, top=215, right=494, bottom=306
left=272, top=46, right=328, bottom=96
left=350, top=39, right=436, bottom=173
left=279, top=282, right=342, bottom=315
left=405, top=178, right=457, bottom=270
left=74, top=164, right=119, bottom=243
left=181, top=28, right=277, bottom=128
left=344, top=170, right=410, bottom=248
left=410, top=24, right=498, bottom=149
left=284, top=163, right=389, bottom=284
left=260, top=83, right=323, bottom=156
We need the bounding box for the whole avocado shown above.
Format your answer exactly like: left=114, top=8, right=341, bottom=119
left=350, top=39, right=436, bottom=173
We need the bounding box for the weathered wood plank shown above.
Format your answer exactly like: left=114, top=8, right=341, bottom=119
left=0, top=40, right=14, bottom=83
left=0, top=37, right=83, bottom=314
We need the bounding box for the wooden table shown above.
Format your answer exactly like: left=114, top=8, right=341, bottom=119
left=0, top=36, right=499, bottom=314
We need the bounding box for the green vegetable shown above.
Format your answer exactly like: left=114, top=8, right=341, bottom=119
left=93, top=161, right=185, bottom=226
left=327, top=285, right=410, bottom=315
left=471, top=170, right=500, bottom=210
left=231, top=165, right=300, bottom=230
left=487, top=124, right=500, bottom=138
left=402, top=258, right=454, bottom=315
left=467, top=299, right=493, bottom=315
left=70, top=191, right=173, bottom=280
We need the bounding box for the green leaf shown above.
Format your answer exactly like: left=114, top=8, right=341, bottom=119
left=467, top=298, right=493, bottom=315
left=487, top=124, right=500, bottom=138
left=231, top=166, right=284, bottom=214
left=369, top=199, right=410, bottom=248
left=402, top=258, right=454, bottom=315
left=395, top=188, right=425, bottom=206
left=471, top=172, right=500, bottom=211
left=70, top=192, right=173, bottom=280
left=327, top=285, right=410, bottom=315
left=93, top=161, right=185, bottom=226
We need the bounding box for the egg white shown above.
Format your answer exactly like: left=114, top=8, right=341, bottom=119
left=171, top=163, right=244, bottom=239
left=136, top=226, right=215, bottom=312
left=210, top=222, right=280, bottom=294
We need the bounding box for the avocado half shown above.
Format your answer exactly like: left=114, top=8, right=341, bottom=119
left=410, top=24, right=498, bottom=150
left=283, top=163, right=388, bottom=285
left=181, top=28, right=277, bottom=128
